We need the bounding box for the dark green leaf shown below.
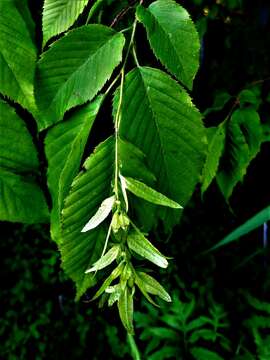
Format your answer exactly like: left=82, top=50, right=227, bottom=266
left=45, top=96, right=104, bottom=241
left=36, top=25, right=125, bottom=130
left=137, top=0, right=200, bottom=89
left=0, top=0, right=37, bottom=114
left=118, top=286, right=134, bottom=334
left=59, top=137, right=115, bottom=300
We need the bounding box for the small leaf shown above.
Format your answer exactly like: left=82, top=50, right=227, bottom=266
left=85, top=245, right=120, bottom=273
left=135, top=274, right=160, bottom=307
left=127, top=228, right=168, bottom=268
left=137, top=272, right=171, bottom=302
left=118, top=286, right=134, bottom=334
left=201, top=125, right=226, bottom=194
left=108, top=285, right=122, bottom=306
left=82, top=195, right=115, bottom=232
left=121, top=176, right=182, bottom=209
left=190, top=347, right=224, bottom=360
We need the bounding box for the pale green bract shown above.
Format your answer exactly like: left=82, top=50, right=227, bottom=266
left=42, top=0, right=89, bottom=47
left=127, top=228, right=168, bottom=268
left=36, top=25, right=125, bottom=130
left=121, top=175, right=182, bottom=209
left=85, top=245, right=120, bottom=273
left=136, top=0, right=200, bottom=89
left=82, top=195, right=115, bottom=232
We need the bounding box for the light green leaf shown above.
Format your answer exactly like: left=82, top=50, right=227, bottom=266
left=45, top=96, right=104, bottom=242
left=217, top=108, right=263, bottom=200
left=118, top=67, right=206, bottom=231
left=0, top=170, right=49, bottom=224
left=137, top=272, right=171, bottom=302
left=122, top=176, right=182, bottom=209
left=209, top=206, right=270, bottom=251
left=59, top=137, right=115, bottom=301
left=118, top=286, right=134, bottom=334
left=189, top=329, right=216, bottom=343
left=127, top=228, right=168, bottom=268
left=136, top=0, right=200, bottom=89
left=0, top=101, right=39, bottom=173
left=201, top=125, right=226, bottom=194
left=0, top=0, right=37, bottom=114
left=85, top=244, right=120, bottom=273
left=82, top=195, right=115, bottom=232
left=42, top=0, right=89, bottom=47
left=36, top=25, right=125, bottom=130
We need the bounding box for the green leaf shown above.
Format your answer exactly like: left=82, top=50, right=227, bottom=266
left=0, top=101, right=39, bottom=173
left=217, top=108, right=263, bottom=200
left=59, top=137, right=115, bottom=301
left=190, top=347, right=224, bottom=360
left=0, top=170, right=49, bottom=224
left=85, top=245, right=120, bottom=273
left=119, top=138, right=156, bottom=185
left=127, top=228, right=168, bottom=268
left=118, top=67, right=206, bottom=231
left=189, top=329, right=216, bottom=343
left=82, top=195, right=115, bottom=232
left=136, top=0, right=200, bottom=89
left=203, top=91, right=231, bottom=116
left=118, top=286, right=134, bottom=334
left=122, top=176, right=182, bottom=209
left=42, top=0, right=89, bottom=47
left=45, top=96, right=104, bottom=242
left=201, top=125, right=226, bottom=194
left=137, top=272, right=171, bottom=302
left=209, top=206, right=270, bottom=251
left=0, top=0, right=37, bottom=114
left=36, top=25, right=125, bottom=130
left=0, top=101, right=49, bottom=224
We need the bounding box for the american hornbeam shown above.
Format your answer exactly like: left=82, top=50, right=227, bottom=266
left=0, top=0, right=263, bottom=333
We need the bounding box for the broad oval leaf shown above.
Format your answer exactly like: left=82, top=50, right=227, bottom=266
left=85, top=244, right=120, bottom=273
left=118, top=286, right=134, bottom=334
left=201, top=125, right=226, bottom=194
left=0, top=170, right=49, bottom=224
left=217, top=108, right=263, bottom=200
left=118, top=67, right=206, bottom=231
left=42, top=0, right=89, bottom=47
left=46, top=96, right=104, bottom=242
left=137, top=272, right=171, bottom=302
left=36, top=25, right=125, bottom=130
left=121, top=176, right=182, bottom=209
left=82, top=195, right=115, bottom=232
left=136, top=0, right=200, bottom=89
left=60, top=137, right=115, bottom=300
left=0, top=0, right=37, bottom=114
left=127, top=228, right=168, bottom=268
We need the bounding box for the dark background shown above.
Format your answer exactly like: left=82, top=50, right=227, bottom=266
left=1, top=0, right=270, bottom=358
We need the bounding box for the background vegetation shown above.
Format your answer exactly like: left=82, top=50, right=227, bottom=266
left=1, top=0, right=270, bottom=359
